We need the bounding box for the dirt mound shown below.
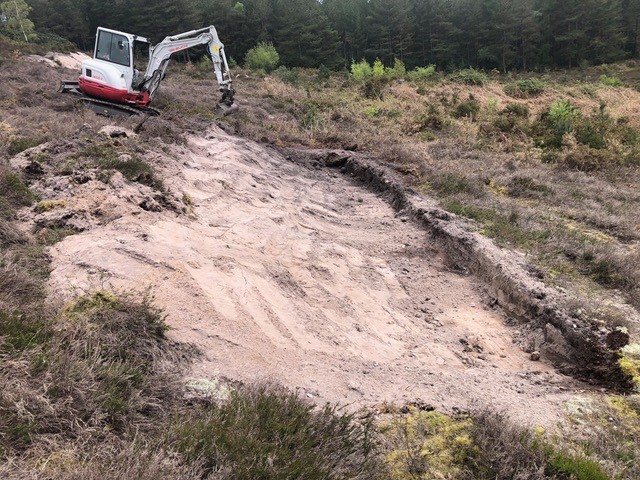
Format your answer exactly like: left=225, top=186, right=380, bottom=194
left=6, top=125, right=594, bottom=427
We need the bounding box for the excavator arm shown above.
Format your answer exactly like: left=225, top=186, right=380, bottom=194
left=140, top=26, right=235, bottom=108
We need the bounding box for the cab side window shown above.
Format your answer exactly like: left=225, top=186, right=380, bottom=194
left=95, top=31, right=130, bottom=67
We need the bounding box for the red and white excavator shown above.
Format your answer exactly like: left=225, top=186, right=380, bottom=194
left=60, top=25, right=236, bottom=117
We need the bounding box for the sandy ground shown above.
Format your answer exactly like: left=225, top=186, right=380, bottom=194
left=44, top=126, right=587, bottom=426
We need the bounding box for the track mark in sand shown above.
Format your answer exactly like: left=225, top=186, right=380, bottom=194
left=47, top=128, right=587, bottom=426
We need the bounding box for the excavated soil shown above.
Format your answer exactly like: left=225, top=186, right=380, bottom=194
left=15, top=125, right=595, bottom=427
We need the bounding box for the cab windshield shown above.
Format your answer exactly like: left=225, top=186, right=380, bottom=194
left=95, top=31, right=131, bottom=67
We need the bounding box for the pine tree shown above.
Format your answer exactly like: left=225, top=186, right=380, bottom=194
left=366, top=0, right=413, bottom=65
left=322, top=0, right=368, bottom=64
left=270, top=0, right=342, bottom=68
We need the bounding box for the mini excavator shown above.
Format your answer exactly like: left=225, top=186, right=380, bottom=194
left=60, top=26, right=236, bottom=117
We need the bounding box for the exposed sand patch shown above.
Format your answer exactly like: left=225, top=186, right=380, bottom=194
left=47, top=127, right=588, bottom=425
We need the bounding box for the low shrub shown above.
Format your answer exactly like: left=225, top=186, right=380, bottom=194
left=507, top=176, right=553, bottom=198
left=548, top=451, right=609, bottom=480
left=504, top=78, right=545, bottom=97
left=363, top=77, right=387, bottom=100
left=535, top=99, right=582, bottom=148
left=381, top=409, right=474, bottom=480
left=317, top=64, right=331, bottom=82
left=600, top=74, right=622, bottom=87
left=273, top=65, right=301, bottom=85
left=0, top=310, right=52, bottom=355
left=561, top=145, right=616, bottom=172
left=299, top=103, right=325, bottom=131
left=386, top=58, right=406, bottom=80
left=453, top=99, right=480, bottom=119
left=351, top=59, right=373, bottom=82
left=450, top=68, right=488, bottom=86
left=171, top=383, right=380, bottom=479
left=492, top=115, right=516, bottom=132
left=501, top=103, right=529, bottom=118
left=430, top=173, right=481, bottom=196
left=244, top=42, right=279, bottom=73
left=408, top=65, right=436, bottom=82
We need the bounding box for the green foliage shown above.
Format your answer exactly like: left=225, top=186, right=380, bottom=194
left=352, top=58, right=407, bottom=82
left=35, top=226, right=75, bottom=245
left=619, top=344, right=640, bottom=390
left=317, top=63, right=331, bottom=82
left=244, top=42, right=279, bottom=73
left=351, top=59, right=373, bottom=82
left=413, top=104, right=448, bottom=131
left=172, top=383, right=379, bottom=479
left=578, top=250, right=631, bottom=288
left=386, top=58, right=406, bottom=80
left=74, top=142, right=164, bottom=191
left=574, top=106, right=615, bottom=149
left=547, top=450, right=610, bottom=480
left=548, top=99, right=581, bottom=127
left=364, top=106, right=400, bottom=119
left=408, top=65, right=436, bottom=82
left=372, top=58, right=385, bottom=78
left=536, top=99, right=582, bottom=148
left=0, top=0, right=36, bottom=42
left=98, top=156, right=164, bottom=191
left=450, top=68, right=488, bottom=86
left=299, top=103, right=324, bottom=131
left=600, top=74, right=622, bottom=87
left=492, top=115, right=517, bottom=132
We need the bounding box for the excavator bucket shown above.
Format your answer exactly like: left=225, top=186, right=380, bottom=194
left=215, top=101, right=239, bottom=118
left=215, top=87, right=238, bottom=118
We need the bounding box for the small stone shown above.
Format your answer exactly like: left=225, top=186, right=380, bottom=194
left=530, top=351, right=541, bottom=361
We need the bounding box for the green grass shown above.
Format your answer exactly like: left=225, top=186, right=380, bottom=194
left=548, top=450, right=610, bottom=480
left=0, top=170, right=36, bottom=218
left=0, top=311, right=51, bottom=355
left=444, top=200, right=550, bottom=248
